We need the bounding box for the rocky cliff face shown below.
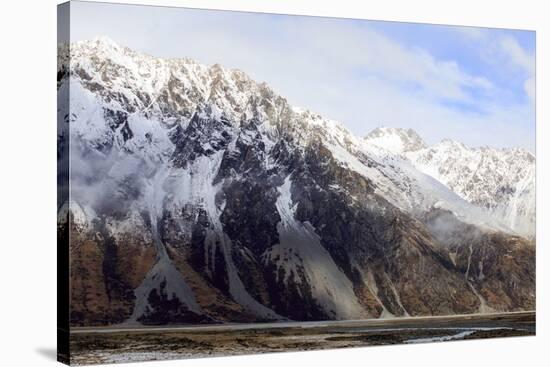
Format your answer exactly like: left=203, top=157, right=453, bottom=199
left=58, top=38, right=535, bottom=326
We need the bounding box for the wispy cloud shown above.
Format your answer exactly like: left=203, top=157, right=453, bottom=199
left=70, top=2, right=536, bottom=151
left=499, top=36, right=535, bottom=102
left=455, top=27, right=535, bottom=104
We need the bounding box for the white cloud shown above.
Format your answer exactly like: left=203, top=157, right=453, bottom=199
left=524, top=77, right=535, bottom=102
left=456, top=28, right=535, bottom=105
left=498, top=36, right=535, bottom=103
left=71, top=2, right=535, bottom=151
left=499, top=36, right=535, bottom=73
left=288, top=21, right=493, bottom=103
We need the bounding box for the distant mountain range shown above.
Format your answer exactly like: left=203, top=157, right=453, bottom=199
left=58, top=37, right=535, bottom=326
left=365, top=127, right=535, bottom=238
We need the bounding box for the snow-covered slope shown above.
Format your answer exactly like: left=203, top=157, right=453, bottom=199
left=66, top=37, right=503, bottom=232
left=365, top=128, right=535, bottom=238
left=275, top=111, right=507, bottom=232
left=365, top=127, right=427, bottom=154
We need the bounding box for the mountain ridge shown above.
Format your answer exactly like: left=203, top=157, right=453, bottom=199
left=364, top=127, right=535, bottom=237
left=58, top=38, right=535, bottom=326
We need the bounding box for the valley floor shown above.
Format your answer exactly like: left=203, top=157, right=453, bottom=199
left=70, top=311, right=535, bottom=365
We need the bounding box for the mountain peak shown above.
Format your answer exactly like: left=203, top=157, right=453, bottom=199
left=436, top=138, right=468, bottom=151
left=364, top=127, right=427, bottom=154
left=91, top=35, right=119, bottom=47
left=75, top=36, right=125, bottom=55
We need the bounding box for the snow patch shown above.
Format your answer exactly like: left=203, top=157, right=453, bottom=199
left=264, top=175, right=366, bottom=320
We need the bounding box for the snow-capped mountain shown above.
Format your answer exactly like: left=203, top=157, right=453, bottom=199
left=58, top=38, right=535, bottom=327
left=365, top=127, right=535, bottom=238
left=364, top=127, right=427, bottom=154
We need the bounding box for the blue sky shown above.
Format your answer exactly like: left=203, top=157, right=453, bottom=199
left=69, top=1, right=536, bottom=152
